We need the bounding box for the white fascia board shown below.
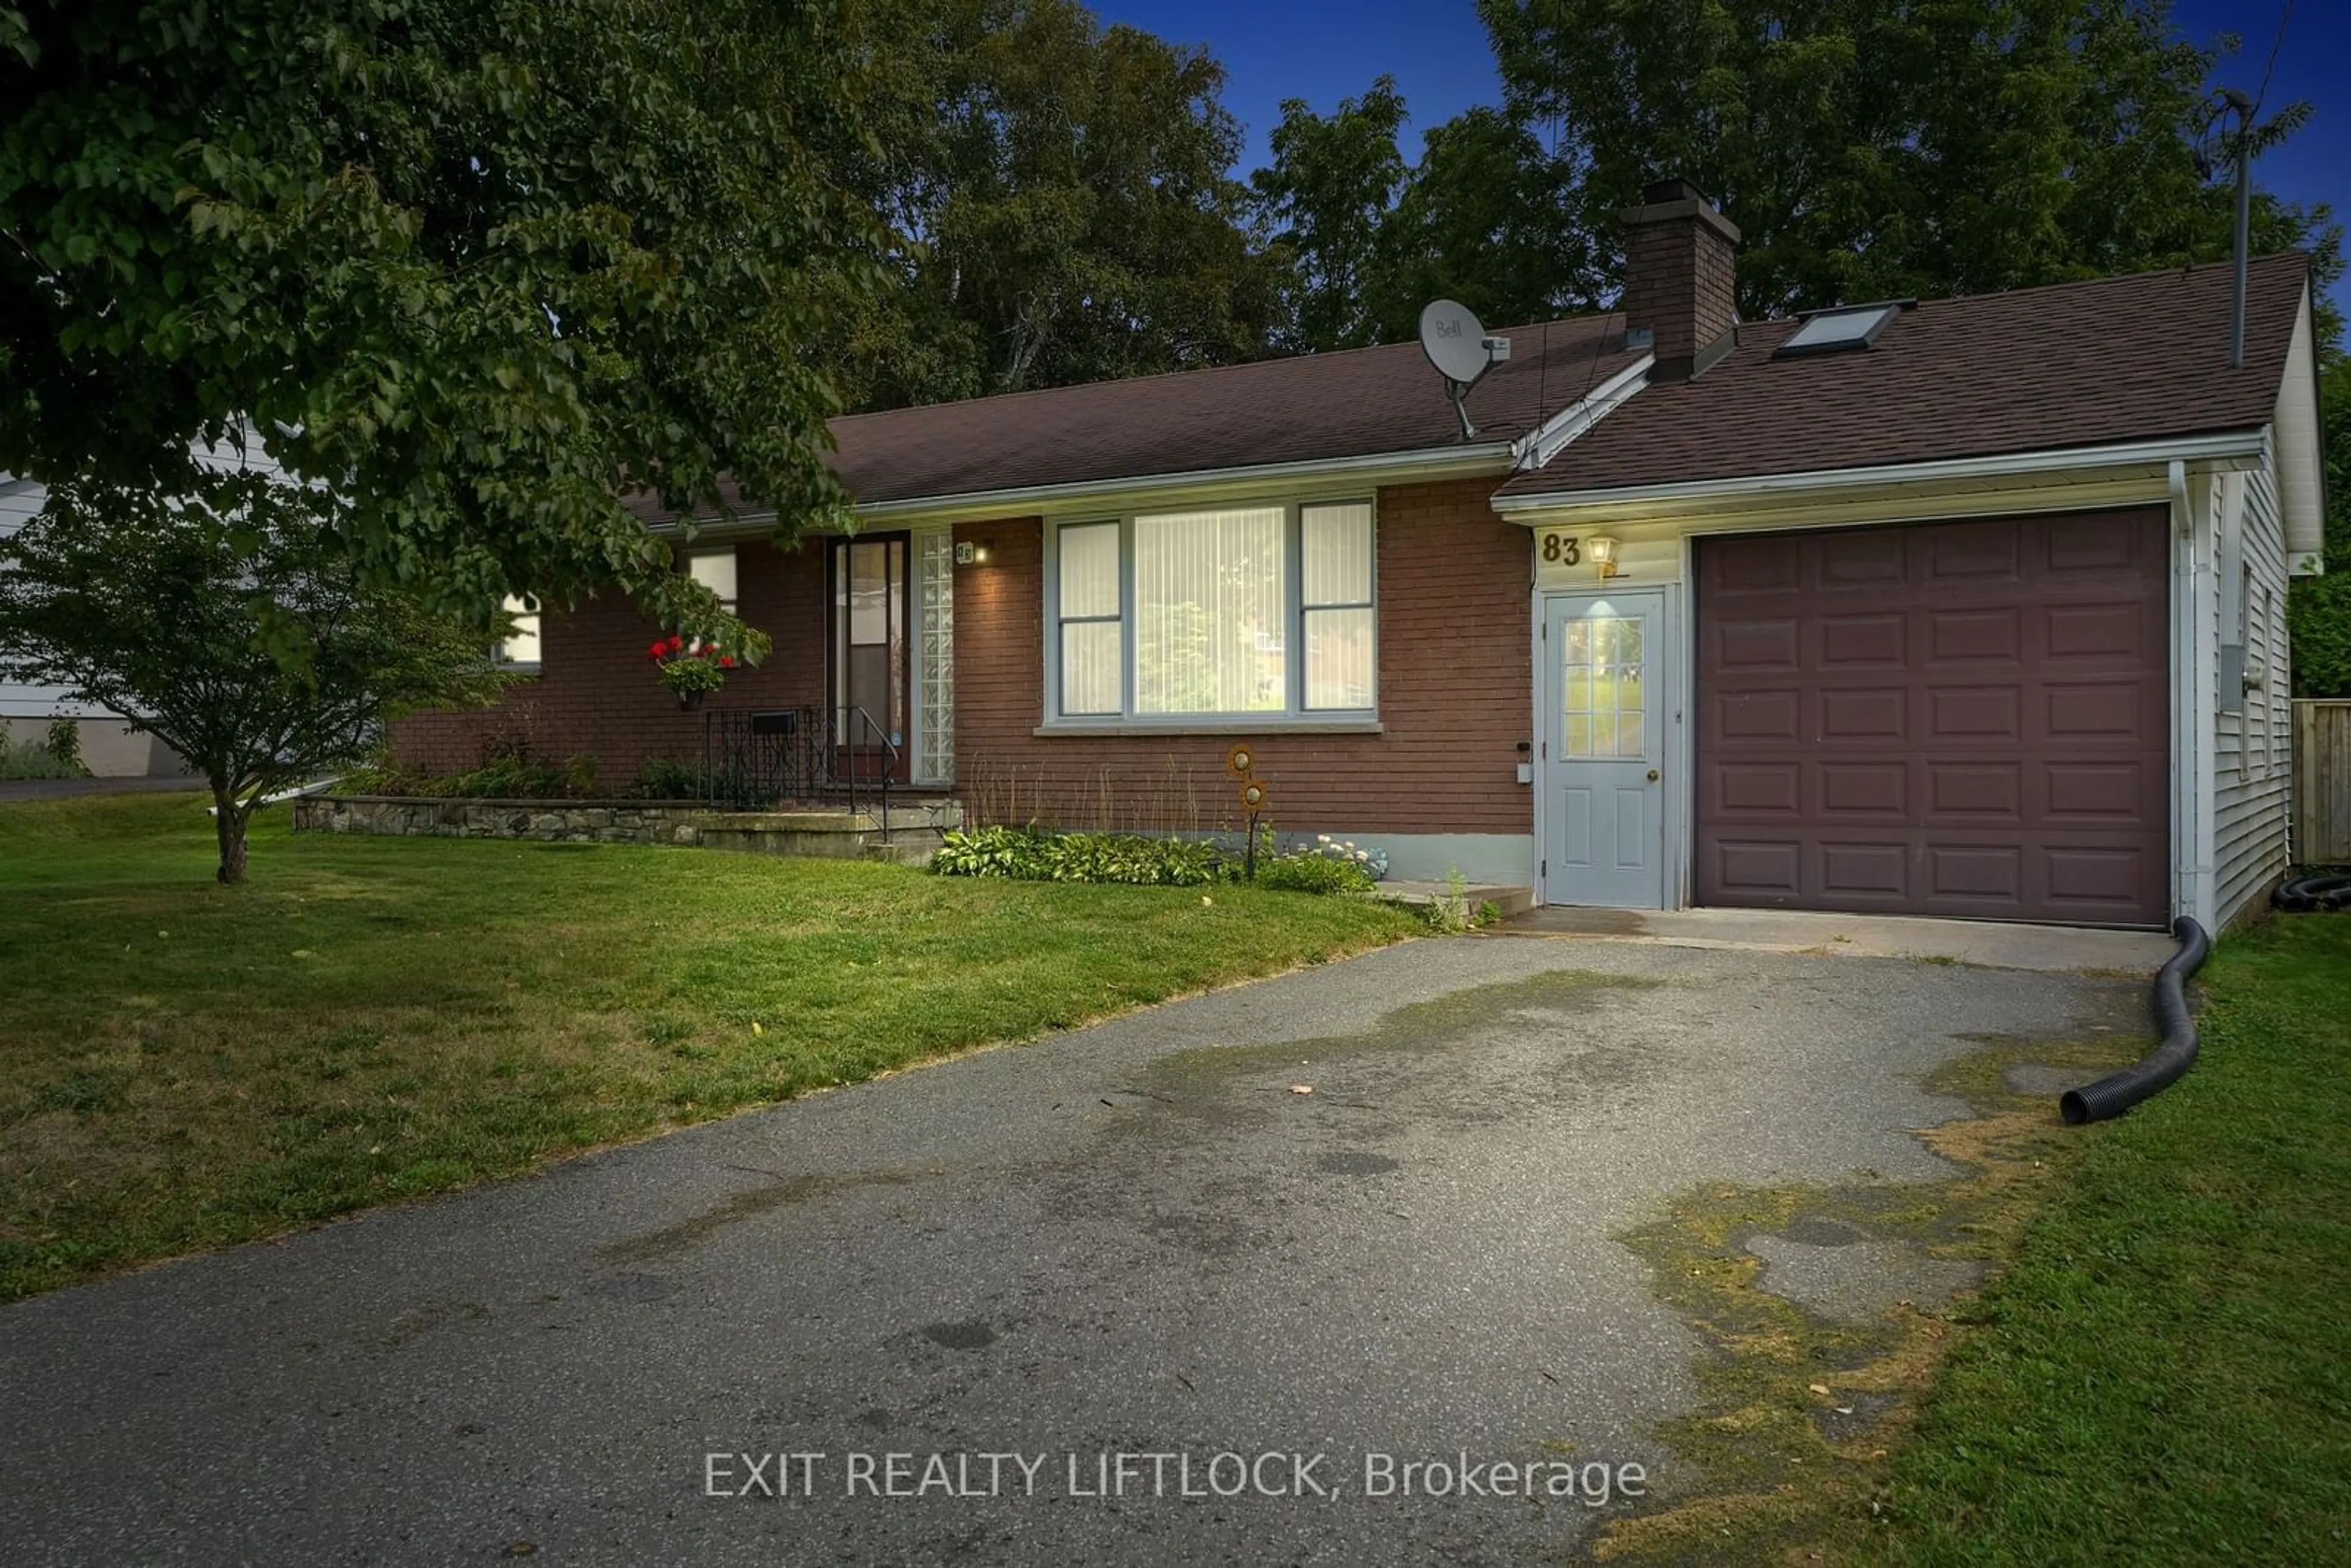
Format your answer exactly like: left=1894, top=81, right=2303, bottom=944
left=673, top=442, right=1521, bottom=537
left=1509, top=355, right=1655, bottom=471
left=1491, top=429, right=2271, bottom=522
left=654, top=367, right=1662, bottom=538
left=853, top=443, right=1519, bottom=524
left=2274, top=285, right=2327, bottom=574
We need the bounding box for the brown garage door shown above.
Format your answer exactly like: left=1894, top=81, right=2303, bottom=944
left=1695, top=509, right=2169, bottom=926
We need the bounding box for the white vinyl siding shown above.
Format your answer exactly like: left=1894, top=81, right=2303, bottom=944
left=5, top=433, right=287, bottom=719
left=0, top=478, right=85, bottom=718
left=2213, top=461, right=2292, bottom=928
left=1046, top=499, right=1378, bottom=724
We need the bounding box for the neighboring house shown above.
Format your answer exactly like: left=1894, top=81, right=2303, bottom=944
left=2, top=472, right=184, bottom=776
left=1, top=436, right=290, bottom=778
left=394, top=181, right=2328, bottom=932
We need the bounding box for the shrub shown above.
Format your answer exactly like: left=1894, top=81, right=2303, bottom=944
left=1044, top=831, right=1221, bottom=887
left=1256, top=851, right=1375, bottom=895
left=931, top=824, right=1059, bottom=879
left=632, top=754, right=707, bottom=801
left=1307, top=833, right=1387, bottom=880
left=0, top=727, right=84, bottom=780
left=444, top=752, right=573, bottom=798
left=336, top=745, right=605, bottom=800
left=931, top=825, right=1222, bottom=886
left=43, top=718, right=88, bottom=775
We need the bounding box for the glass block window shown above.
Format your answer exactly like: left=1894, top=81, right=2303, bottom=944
left=918, top=531, right=956, bottom=785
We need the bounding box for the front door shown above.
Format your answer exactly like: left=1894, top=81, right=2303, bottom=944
left=829, top=534, right=910, bottom=781
left=1545, top=590, right=1667, bottom=907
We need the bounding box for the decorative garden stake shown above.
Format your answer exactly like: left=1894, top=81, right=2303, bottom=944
left=1228, top=745, right=1268, bottom=880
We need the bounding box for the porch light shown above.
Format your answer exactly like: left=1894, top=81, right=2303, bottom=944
left=953, top=540, right=993, bottom=567
left=1586, top=534, right=1622, bottom=579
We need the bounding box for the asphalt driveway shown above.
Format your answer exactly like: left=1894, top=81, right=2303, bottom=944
left=0, top=932, right=2142, bottom=1566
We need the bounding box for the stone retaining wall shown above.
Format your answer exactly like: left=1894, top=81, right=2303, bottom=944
left=294, top=795, right=712, bottom=846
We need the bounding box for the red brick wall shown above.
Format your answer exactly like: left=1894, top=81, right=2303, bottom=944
left=1621, top=193, right=1739, bottom=369
left=951, top=474, right=1535, bottom=836
left=391, top=538, right=830, bottom=787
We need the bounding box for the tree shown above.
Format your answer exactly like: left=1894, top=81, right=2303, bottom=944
left=0, top=0, right=883, bottom=656
left=1364, top=107, right=1579, bottom=343
left=2287, top=354, right=2351, bottom=699
left=1475, top=0, right=2340, bottom=324
left=0, top=469, right=512, bottom=882
left=1248, top=77, right=1410, bottom=353
left=819, top=0, right=1281, bottom=410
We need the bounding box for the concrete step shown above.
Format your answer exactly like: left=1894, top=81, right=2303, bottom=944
left=700, top=812, right=947, bottom=865
left=1370, top=882, right=1538, bottom=918
left=705, top=810, right=877, bottom=832
left=700, top=825, right=869, bottom=860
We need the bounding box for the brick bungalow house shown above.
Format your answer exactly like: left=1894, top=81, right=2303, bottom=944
left=395, top=182, right=2328, bottom=932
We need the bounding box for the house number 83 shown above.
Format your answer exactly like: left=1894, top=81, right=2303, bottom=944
left=1540, top=533, right=1582, bottom=565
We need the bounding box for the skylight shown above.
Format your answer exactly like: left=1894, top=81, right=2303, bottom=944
left=1775, top=301, right=1908, bottom=358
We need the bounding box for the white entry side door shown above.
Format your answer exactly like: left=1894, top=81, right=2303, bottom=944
left=1544, top=590, right=1666, bottom=908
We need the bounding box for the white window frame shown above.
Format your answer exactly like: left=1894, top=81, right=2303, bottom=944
left=688, top=547, right=740, bottom=617
left=1042, top=498, right=1379, bottom=726
left=492, top=593, right=542, bottom=669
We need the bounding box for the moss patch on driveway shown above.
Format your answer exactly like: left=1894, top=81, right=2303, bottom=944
left=1591, top=1028, right=2144, bottom=1565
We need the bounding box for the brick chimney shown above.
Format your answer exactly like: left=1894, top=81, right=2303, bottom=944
left=1618, top=178, right=1741, bottom=380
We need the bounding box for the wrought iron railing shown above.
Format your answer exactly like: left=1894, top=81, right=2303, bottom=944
left=699, top=705, right=899, bottom=839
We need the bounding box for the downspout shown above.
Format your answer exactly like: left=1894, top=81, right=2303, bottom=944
left=2168, top=458, right=2208, bottom=928
left=2060, top=917, right=2211, bottom=1125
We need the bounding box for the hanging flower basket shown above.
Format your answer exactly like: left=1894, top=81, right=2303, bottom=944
left=648, top=634, right=733, bottom=707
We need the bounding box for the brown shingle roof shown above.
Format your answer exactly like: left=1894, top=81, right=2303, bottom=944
left=1499, top=252, right=2310, bottom=500
left=825, top=313, right=1640, bottom=506
left=635, top=315, right=1640, bottom=522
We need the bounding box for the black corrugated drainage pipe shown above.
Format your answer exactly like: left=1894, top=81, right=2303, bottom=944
left=2273, top=874, right=2351, bottom=913
left=2059, top=917, right=2211, bottom=1127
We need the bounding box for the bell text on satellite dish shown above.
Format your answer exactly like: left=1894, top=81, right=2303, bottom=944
left=1419, top=299, right=1493, bottom=385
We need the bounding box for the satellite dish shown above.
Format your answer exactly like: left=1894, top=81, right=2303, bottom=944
left=1419, top=299, right=1507, bottom=440
left=1419, top=299, right=1493, bottom=385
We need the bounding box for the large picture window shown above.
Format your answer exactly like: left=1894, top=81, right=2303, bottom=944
left=1049, top=500, right=1377, bottom=722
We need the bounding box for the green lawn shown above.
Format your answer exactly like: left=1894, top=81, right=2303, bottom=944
left=1869, top=911, right=2351, bottom=1565
left=0, top=792, right=1419, bottom=1300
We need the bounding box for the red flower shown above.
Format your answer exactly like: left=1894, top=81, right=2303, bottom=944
left=648, top=640, right=667, bottom=661
left=667, top=633, right=685, bottom=653
left=720, top=656, right=736, bottom=669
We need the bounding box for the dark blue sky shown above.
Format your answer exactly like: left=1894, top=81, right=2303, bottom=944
left=1099, top=0, right=2347, bottom=321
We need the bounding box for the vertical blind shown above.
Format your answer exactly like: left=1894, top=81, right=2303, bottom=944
left=1300, top=502, right=1373, bottom=710
left=1057, top=522, right=1122, bottom=716
left=1134, top=506, right=1286, bottom=713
